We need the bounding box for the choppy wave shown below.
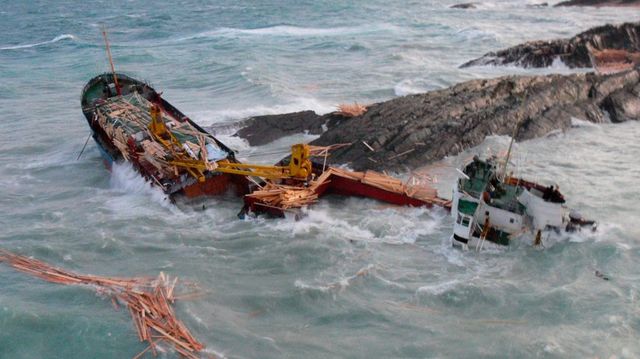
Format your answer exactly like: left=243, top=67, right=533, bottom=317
left=177, top=23, right=401, bottom=41
left=1, top=34, right=76, bottom=50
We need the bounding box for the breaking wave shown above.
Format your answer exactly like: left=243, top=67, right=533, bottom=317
left=108, top=162, right=173, bottom=210
left=190, top=97, right=335, bottom=126
left=1, top=34, right=76, bottom=50
left=177, top=24, right=401, bottom=41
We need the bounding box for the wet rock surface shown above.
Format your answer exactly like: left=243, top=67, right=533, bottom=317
left=230, top=111, right=344, bottom=146
left=450, top=3, right=479, bottom=9
left=461, top=22, right=640, bottom=69
left=233, top=69, right=640, bottom=172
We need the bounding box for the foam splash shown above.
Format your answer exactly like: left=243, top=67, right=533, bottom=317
left=1, top=34, right=76, bottom=50
left=358, top=206, right=447, bottom=244
left=394, top=79, right=429, bottom=96
left=571, top=116, right=600, bottom=128
left=108, top=162, right=173, bottom=209
left=268, top=206, right=375, bottom=240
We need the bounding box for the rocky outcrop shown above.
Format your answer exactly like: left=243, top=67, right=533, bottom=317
left=233, top=69, right=640, bottom=172
left=555, top=0, right=640, bottom=7
left=450, top=3, right=479, bottom=9
left=461, top=22, right=640, bottom=68
left=231, top=111, right=345, bottom=146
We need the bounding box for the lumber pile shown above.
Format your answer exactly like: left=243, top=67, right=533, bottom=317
left=246, top=166, right=448, bottom=212
left=246, top=183, right=318, bottom=209
left=96, top=92, right=227, bottom=185
left=0, top=249, right=206, bottom=359
left=335, top=103, right=367, bottom=118
left=324, top=167, right=447, bottom=206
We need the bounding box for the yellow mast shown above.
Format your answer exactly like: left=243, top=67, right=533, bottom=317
left=101, top=25, right=121, bottom=95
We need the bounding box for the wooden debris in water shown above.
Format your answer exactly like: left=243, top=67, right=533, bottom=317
left=247, top=165, right=449, bottom=212
left=247, top=183, right=318, bottom=209
left=0, top=249, right=206, bottom=359
left=335, top=102, right=367, bottom=117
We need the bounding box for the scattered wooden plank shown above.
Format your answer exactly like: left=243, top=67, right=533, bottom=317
left=388, top=148, right=415, bottom=160
left=0, top=249, right=205, bottom=359
left=362, top=141, right=375, bottom=152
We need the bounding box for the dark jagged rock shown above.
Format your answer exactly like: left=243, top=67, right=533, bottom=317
left=231, top=110, right=345, bottom=146
left=451, top=3, right=479, bottom=9
left=461, top=22, right=640, bottom=69
left=234, top=69, right=640, bottom=172
left=556, top=0, right=640, bottom=7
left=527, top=2, right=549, bottom=7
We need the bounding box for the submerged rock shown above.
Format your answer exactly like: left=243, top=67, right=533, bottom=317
left=527, top=2, right=549, bottom=7
left=450, top=3, right=479, bottom=9
left=460, top=22, right=640, bottom=69
left=234, top=69, right=640, bottom=171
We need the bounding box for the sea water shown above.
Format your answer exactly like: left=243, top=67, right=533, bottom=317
left=0, top=1, right=639, bottom=358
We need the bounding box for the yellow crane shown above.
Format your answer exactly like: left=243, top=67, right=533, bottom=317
left=215, top=143, right=312, bottom=180
left=148, top=104, right=313, bottom=182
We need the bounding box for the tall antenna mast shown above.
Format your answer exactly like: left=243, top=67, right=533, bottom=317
left=502, top=90, right=528, bottom=181
left=101, top=25, right=121, bottom=96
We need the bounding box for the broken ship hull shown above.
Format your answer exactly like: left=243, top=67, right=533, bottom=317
left=81, top=73, right=249, bottom=198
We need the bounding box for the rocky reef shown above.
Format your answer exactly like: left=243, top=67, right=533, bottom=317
left=231, top=69, right=640, bottom=172
left=460, top=22, right=640, bottom=69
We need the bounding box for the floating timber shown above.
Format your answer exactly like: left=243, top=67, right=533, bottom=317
left=0, top=249, right=205, bottom=359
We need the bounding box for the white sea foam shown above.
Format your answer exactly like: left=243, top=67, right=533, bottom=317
left=571, top=116, right=600, bottom=128
left=108, top=162, right=173, bottom=210
left=189, top=97, right=335, bottom=127
left=394, top=79, right=428, bottom=96
left=359, top=206, right=447, bottom=244
left=269, top=206, right=375, bottom=240
left=417, top=279, right=461, bottom=295
left=177, top=24, right=401, bottom=41
left=1, top=34, right=76, bottom=50
left=295, top=264, right=380, bottom=293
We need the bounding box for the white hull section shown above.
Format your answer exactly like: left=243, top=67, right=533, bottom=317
left=517, top=188, right=566, bottom=230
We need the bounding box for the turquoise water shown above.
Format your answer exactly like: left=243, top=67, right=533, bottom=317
left=1, top=1, right=639, bottom=358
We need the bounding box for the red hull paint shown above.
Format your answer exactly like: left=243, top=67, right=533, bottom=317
left=183, top=174, right=250, bottom=198
left=323, top=175, right=437, bottom=207
left=244, top=172, right=451, bottom=217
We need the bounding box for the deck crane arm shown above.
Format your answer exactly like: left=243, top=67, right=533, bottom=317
left=215, top=144, right=312, bottom=180
left=148, top=103, right=312, bottom=182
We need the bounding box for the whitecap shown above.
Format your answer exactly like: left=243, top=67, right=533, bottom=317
left=570, top=116, right=600, bottom=128
left=417, top=279, right=460, bottom=295
left=394, top=79, right=427, bottom=96
left=1, top=34, right=76, bottom=50
left=176, top=23, right=401, bottom=42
